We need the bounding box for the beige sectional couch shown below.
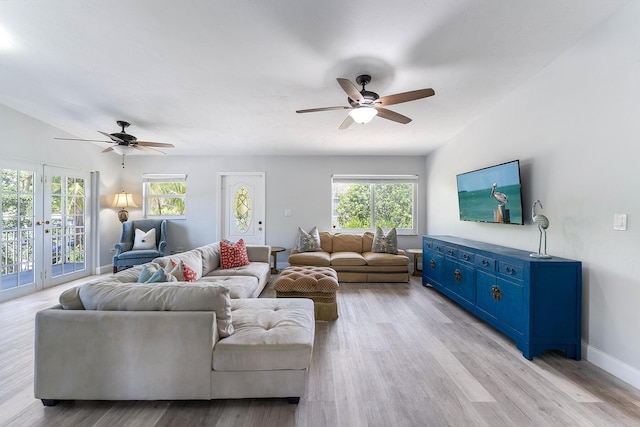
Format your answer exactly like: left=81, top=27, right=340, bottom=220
left=288, top=231, right=410, bottom=282
left=34, top=243, right=315, bottom=406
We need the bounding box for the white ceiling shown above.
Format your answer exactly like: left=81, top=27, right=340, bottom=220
left=0, top=0, right=627, bottom=157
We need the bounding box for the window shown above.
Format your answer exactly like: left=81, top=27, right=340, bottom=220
left=142, top=174, right=187, bottom=218
left=331, top=174, right=418, bottom=235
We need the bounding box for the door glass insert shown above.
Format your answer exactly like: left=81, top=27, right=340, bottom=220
left=233, top=186, right=251, bottom=233
left=50, top=174, right=86, bottom=278
left=1, top=168, right=36, bottom=290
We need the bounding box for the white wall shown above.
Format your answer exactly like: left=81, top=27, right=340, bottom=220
left=425, top=2, right=640, bottom=389
left=119, top=155, right=427, bottom=264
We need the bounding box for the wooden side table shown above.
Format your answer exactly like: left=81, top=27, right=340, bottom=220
left=405, top=248, right=423, bottom=277
left=270, top=246, right=286, bottom=274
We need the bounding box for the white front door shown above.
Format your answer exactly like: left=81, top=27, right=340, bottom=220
left=218, top=172, right=265, bottom=245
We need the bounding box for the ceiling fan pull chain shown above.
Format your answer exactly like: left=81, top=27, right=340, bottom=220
left=121, top=154, right=125, bottom=169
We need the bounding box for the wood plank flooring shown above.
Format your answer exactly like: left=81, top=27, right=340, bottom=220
left=1, top=275, right=640, bottom=426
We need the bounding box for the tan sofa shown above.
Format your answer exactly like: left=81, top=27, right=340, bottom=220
left=288, top=231, right=410, bottom=283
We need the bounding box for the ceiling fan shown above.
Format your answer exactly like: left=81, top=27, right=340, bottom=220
left=54, top=120, right=175, bottom=156
left=296, top=75, right=435, bottom=129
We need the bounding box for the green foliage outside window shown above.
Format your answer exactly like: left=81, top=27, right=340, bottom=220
left=146, top=181, right=186, bottom=216
left=333, top=182, right=414, bottom=231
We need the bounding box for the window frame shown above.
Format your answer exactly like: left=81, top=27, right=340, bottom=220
left=331, top=174, right=418, bottom=235
left=142, top=173, right=187, bottom=219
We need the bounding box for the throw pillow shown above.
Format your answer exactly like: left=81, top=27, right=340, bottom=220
left=132, top=228, right=156, bottom=250
left=220, top=239, right=250, bottom=269
left=144, top=268, right=168, bottom=284
left=371, top=227, right=398, bottom=254
left=137, top=265, right=153, bottom=283
left=165, top=259, right=198, bottom=282
left=296, top=226, right=321, bottom=252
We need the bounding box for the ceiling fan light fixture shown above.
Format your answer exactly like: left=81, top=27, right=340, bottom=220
left=111, top=145, right=136, bottom=156
left=349, top=106, right=378, bottom=124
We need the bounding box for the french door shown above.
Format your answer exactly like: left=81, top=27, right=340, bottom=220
left=217, top=172, right=265, bottom=245
left=0, top=162, right=92, bottom=302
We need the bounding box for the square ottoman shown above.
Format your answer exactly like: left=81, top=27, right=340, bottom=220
left=273, top=266, right=339, bottom=320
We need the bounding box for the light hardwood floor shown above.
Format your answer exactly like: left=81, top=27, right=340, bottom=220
left=1, top=275, right=640, bottom=427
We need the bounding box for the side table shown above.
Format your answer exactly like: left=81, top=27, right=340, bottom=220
left=270, top=246, right=286, bottom=274
left=405, top=248, right=423, bottom=277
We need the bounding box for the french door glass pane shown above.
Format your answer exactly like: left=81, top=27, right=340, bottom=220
left=50, top=174, right=86, bottom=278
left=1, top=168, right=35, bottom=290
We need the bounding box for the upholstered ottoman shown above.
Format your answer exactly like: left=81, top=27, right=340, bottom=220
left=273, top=266, right=339, bottom=320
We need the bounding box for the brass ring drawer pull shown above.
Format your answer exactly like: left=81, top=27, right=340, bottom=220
left=491, top=285, right=502, bottom=301
left=430, top=259, right=436, bottom=269
left=454, top=269, right=462, bottom=281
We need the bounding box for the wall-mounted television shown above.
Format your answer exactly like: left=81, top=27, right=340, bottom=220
left=456, top=160, right=524, bottom=225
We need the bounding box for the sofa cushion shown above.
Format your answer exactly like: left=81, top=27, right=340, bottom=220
left=59, top=286, right=85, bottom=310
left=197, top=243, right=221, bottom=275
left=198, top=276, right=259, bottom=299
left=296, top=226, right=321, bottom=252
left=362, top=232, right=374, bottom=252
left=371, top=227, right=398, bottom=254
left=363, top=251, right=409, bottom=266
left=78, top=281, right=234, bottom=337
left=332, top=233, right=363, bottom=253
left=288, top=251, right=331, bottom=267
left=330, top=251, right=367, bottom=266
left=319, top=231, right=333, bottom=253
left=212, top=298, right=314, bottom=371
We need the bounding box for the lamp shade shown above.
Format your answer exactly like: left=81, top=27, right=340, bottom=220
left=112, top=192, right=138, bottom=208
left=349, top=106, right=378, bottom=124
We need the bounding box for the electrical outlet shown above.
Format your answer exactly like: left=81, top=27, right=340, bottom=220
left=614, top=213, right=627, bottom=231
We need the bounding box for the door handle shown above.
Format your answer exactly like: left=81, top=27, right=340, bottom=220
left=45, top=229, right=50, bottom=234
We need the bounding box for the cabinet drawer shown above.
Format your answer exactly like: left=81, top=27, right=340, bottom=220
left=424, top=240, right=434, bottom=251
left=498, top=261, right=524, bottom=280
left=475, top=255, right=496, bottom=271
left=458, top=250, right=474, bottom=263
left=433, top=242, right=444, bottom=253
left=444, top=246, right=458, bottom=257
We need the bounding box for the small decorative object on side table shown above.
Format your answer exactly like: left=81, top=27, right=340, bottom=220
left=405, top=248, right=423, bottom=277
left=270, top=246, right=286, bottom=274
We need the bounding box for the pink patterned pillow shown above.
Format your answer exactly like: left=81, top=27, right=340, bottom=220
left=168, top=259, right=198, bottom=282
left=220, top=239, right=250, bottom=269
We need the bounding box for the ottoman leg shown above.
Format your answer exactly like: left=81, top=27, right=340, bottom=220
left=314, top=301, right=338, bottom=321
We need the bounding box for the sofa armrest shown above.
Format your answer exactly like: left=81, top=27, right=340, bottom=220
left=245, top=245, right=270, bottom=263
left=35, top=308, right=217, bottom=401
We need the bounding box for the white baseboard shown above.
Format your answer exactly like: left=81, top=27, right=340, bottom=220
left=583, top=342, right=640, bottom=390
left=97, top=264, right=113, bottom=275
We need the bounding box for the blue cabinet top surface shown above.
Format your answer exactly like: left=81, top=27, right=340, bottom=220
left=424, top=235, right=581, bottom=265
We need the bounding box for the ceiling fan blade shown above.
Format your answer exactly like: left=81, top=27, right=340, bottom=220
left=296, top=106, right=350, bottom=114
left=134, top=145, right=166, bottom=155
left=102, top=147, right=114, bottom=153
left=136, top=141, right=175, bottom=148
left=98, top=130, right=124, bottom=143
left=375, top=107, right=412, bottom=124
left=339, top=115, right=354, bottom=130
left=377, top=88, right=435, bottom=106
left=54, top=137, right=112, bottom=143
left=337, top=78, right=364, bottom=102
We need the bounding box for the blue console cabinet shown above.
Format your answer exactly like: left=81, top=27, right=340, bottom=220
left=422, top=235, right=582, bottom=360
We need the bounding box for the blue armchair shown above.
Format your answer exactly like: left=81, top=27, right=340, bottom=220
left=112, top=219, right=167, bottom=273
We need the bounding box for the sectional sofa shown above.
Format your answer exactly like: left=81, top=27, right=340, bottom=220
left=34, top=243, right=315, bottom=405
left=288, top=231, right=410, bottom=282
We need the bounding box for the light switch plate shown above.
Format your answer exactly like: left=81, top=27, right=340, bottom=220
left=284, top=209, right=292, bottom=217
left=614, top=213, right=627, bottom=231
